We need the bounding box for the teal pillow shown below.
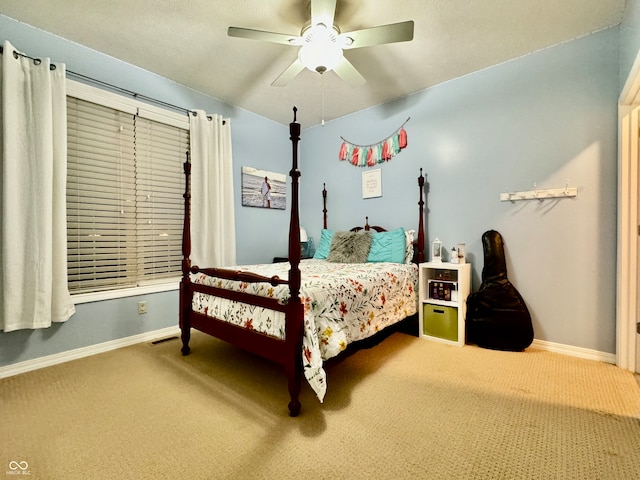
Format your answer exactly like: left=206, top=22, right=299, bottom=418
left=313, top=229, right=334, bottom=259
left=367, top=228, right=406, bottom=263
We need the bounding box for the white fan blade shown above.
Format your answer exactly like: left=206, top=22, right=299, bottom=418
left=340, top=21, right=414, bottom=49
left=311, top=0, right=337, bottom=27
left=272, top=58, right=306, bottom=87
left=333, top=57, right=366, bottom=87
left=228, top=27, right=301, bottom=46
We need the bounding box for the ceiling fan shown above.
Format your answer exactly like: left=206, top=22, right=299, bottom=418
left=228, top=0, right=414, bottom=87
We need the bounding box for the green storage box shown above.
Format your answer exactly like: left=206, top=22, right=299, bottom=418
left=423, top=304, right=458, bottom=341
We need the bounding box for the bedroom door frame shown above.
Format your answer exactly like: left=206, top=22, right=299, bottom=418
left=617, top=49, right=640, bottom=374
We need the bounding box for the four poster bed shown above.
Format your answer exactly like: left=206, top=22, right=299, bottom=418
left=179, top=108, right=426, bottom=416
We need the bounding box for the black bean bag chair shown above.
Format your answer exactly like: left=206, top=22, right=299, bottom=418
left=466, top=230, right=534, bottom=351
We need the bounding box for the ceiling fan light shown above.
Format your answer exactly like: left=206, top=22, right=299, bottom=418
left=298, top=42, right=342, bottom=74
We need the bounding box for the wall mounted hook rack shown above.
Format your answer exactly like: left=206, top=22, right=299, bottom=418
left=500, top=181, right=577, bottom=202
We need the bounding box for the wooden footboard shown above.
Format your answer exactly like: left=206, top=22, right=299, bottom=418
left=183, top=276, right=304, bottom=416
left=180, top=108, right=304, bottom=416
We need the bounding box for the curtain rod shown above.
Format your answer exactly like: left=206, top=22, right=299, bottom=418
left=0, top=45, right=222, bottom=122
left=0, top=44, right=57, bottom=69
left=66, top=70, right=193, bottom=117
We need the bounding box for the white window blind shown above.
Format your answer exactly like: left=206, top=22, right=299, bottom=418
left=66, top=96, right=188, bottom=295
left=135, top=116, right=188, bottom=285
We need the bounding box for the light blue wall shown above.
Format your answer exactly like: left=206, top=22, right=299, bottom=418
left=0, top=15, right=291, bottom=367
left=300, top=27, right=620, bottom=353
left=1, top=292, right=178, bottom=366
left=620, top=0, right=640, bottom=89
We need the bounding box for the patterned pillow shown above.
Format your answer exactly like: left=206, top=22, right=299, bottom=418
left=326, top=231, right=372, bottom=263
left=405, top=229, right=415, bottom=264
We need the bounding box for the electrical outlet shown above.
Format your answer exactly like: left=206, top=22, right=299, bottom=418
left=138, top=301, right=147, bottom=315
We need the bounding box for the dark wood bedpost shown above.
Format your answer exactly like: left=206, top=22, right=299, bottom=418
left=322, top=183, right=327, bottom=229
left=180, top=151, right=192, bottom=355
left=286, top=107, right=304, bottom=416
left=417, top=168, right=425, bottom=263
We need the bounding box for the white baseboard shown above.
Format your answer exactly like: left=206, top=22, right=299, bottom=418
left=0, top=330, right=617, bottom=380
left=0, top=326, right=181, bottom=379
left=531, top=339, right=616, bottom=364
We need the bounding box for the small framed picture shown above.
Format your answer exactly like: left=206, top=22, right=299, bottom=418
left=362, top=168, right=382, bottom=199
left=241, top=166, right=286, bottom=210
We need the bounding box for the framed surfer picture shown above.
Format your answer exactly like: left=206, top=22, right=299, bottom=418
left=241, top=166, right=286, bottom=210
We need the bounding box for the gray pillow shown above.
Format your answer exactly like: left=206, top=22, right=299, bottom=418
left=326, top=231, right=372, bottom=263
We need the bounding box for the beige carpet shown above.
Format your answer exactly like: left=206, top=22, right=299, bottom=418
left=2, top=331, right=640, bottom=480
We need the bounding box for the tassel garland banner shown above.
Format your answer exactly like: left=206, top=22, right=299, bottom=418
left=339, top=118, right=409, bottom=167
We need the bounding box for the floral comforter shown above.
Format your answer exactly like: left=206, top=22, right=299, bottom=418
left=190, top=259, right=418, bottom=402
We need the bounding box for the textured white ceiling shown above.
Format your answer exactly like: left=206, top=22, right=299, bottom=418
left=0, top=0, right=628, bottom=127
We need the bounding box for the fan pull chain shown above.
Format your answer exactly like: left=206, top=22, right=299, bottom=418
left=321, top=75, right=326, bottom=126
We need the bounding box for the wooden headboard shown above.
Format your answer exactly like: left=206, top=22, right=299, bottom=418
left=350, top=217, right=386, bottom=233
left=321, top=169, right=426, bottom=263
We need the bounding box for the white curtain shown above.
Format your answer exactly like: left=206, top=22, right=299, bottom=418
left=0, top=41, right=75, bottom=332
left=189, top=110, right=236, bottom=267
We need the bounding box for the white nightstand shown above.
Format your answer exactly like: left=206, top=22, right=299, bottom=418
left=418, top=262, right=471, bottom=346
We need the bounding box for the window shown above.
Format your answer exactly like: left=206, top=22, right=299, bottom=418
left=66, top=81, right=188, bottom=297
